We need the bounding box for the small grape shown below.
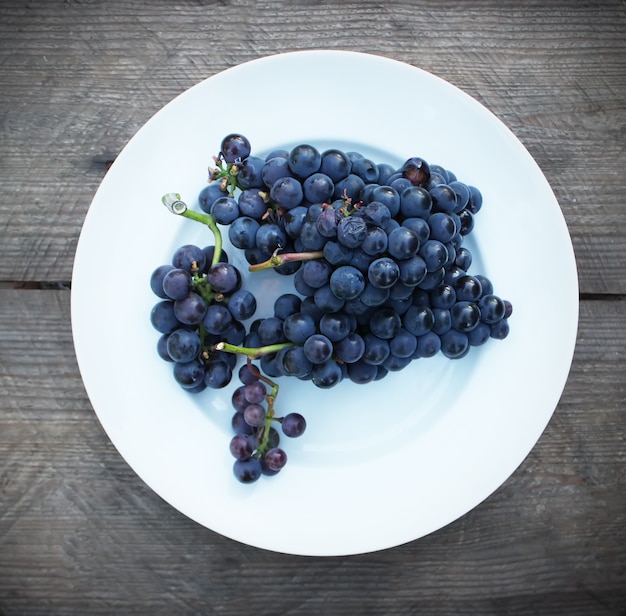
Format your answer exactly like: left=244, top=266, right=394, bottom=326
left=243, top=380, right=266, bottom=404
left=204, top=360, right=232, bottom=389
left=172, top=244, right=206, bottom=273
left=206, top=262, right=241, bottom=294
left=221, top=133, right=251, bottom=163
left=263, top=447, right=287, bottom=472
left=233, top=458, right=262, bottom=483
left=270, top=176, right=304, bottom=210
left=243, top=403, right=266, bottom=428
left=150, top=264, right=175, bottom=299
left=401, top=157, right=430, bottom=186
left=288, top=144, right=321, bottom=179
left=210, top=196, right=239, bottom=225
left=281, top=413, right=307, bottom=437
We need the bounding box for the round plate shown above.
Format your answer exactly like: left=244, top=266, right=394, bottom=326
left=71, top=50, right=578, bottom=556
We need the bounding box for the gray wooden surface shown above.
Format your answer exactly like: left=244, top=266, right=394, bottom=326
left=1, top=1, right=625, bottom=614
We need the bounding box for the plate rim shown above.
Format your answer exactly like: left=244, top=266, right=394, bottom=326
left=71, top=49, right=579, bottom=556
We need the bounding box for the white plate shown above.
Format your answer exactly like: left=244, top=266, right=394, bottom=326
left=71, top=51, right=578, bottom=556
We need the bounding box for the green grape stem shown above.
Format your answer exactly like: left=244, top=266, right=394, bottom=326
left=248, top=249, right=324, bottom=272
left=246, top=360, right=280, bottom=457
left=161, top=193, right=223, bottom=267
left=215, top=341, right=295, bottom=359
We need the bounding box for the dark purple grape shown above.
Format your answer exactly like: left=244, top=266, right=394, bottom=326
left=303, top=333, right=334, bottom=364
left=454, top=275, right=483, bottom=302
left=228, top=216, right=260, bottom=250
left=210, top=196, right=239, bottom=225
left=150, top=300, right=181, bottom=334
left=257, top=316, right=286, bottom=345
left=233, top=458, right=262, bottom=483
left=227, top=289, right=257, bottom=321
left=231, top=385, right=249, bottom=413
left=243, top=380, right=266, bottom=404
left=206, top=262, right=241, bottom=294
left=166, top=329, right=201, bottom=363
left=450, top=301, right=481, bottom=332
left=369, top=307, right=401, bottom=340
left=467, top=185, right=483, bottom=214
left=255, top=223, right=288, bottom=254
left=281, top=412, right=307, bottom=438
left=319, top=311, right=352, bottom=342
left=311, top=359, right=344, bottom=389
left=270, top=177, right=304, bottom=210
left=173, top=292, right=207, bottom=325
left=440, top=329, right=470, bottom=359
left=479, top=294, right=506, bottom=324
left=304, top=172, right=334, bottom=203
left=336, top=216, right=367, bottom=249
left=263, top=447, right=287, bottom=472
left=415, top=331, right=441, bottom=358
left=370, top=186, right=400, bottom=217
left=320, top=149, right=352, bottom=182
left=273, top=293, right=302, bottom=319
left=157, top=334, right=173, bottom=362
left=333, top=332, right=365, bottom=363
left=454, top=247, right=472, bottom=271
left=276, top=346, right=312, bottom=378
left=232, top=411, right=254, bottom=435
left=400, top=186, right=432, bottom=218
left=490, top=318, right=510, bottom=340
left=204, top=360, right=232, bottom=389
left=368, top=257, right=400, bottom=289
left=288, top=144, right=321, bottom=179
left=302, top=259, right=332, bottom=289
left=150, top=264, right=175, bottom=299
left=244, top=403, right=266, bottom=428
left=238, top=364, right=258, bottom=385
left=329, top=265, right=365, bottom=300
left=229, top=433, right=256, bottom=460
left=346, top=360, right=378, bottom=384
left=172, top=244, right=206, bottom=273
left=202, top=303, right=233, bottom=335
left=429, top=184, right=458, bottom=213
left=467, top=322, right=491, bottom=347
left=351, top=157, right=379, bottom=183
left=237, top=155, right=265, bottom=189
left=362, top=333, right=390, bottom=365
left=173, top=360, right=205, bottom=389
left=333, top=174, right=366, bottom=202
left=389, top=328, right=417, bottom=359
left=221, top=133, right=251, bottom=164
left=401, top=157, right=430, bottom=186
left=199, top=182, right=228, bottom=214
left=283, top=312, right=316, bottom=344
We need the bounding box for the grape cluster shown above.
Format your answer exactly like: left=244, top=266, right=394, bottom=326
left=149, top=244, right=257, bottom=392
left=151, top=133, right=513, bottom=484
left=201, top=134, right=512, bottom=389
left=229, top=362, right=306, bottom=483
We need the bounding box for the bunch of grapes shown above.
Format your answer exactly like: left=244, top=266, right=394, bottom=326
left=229, top=362, right=306, bottom=482
left=206, top=134, right=512, bottom=388
left=149, top=242, right=257, bottom=392
left=150, top=133, right=513, bottom=483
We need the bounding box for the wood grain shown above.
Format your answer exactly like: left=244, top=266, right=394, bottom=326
left=1, top=289, right=624, bottom=614
left=1, top=0, right=626, bottom=613
left=0, top=0, right=625, bottom=292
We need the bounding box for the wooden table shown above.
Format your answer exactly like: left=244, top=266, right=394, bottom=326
left=2, top=1, right=625, bottom=613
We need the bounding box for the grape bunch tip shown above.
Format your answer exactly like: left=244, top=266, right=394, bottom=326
left=149, top=133, right=513, bottom=484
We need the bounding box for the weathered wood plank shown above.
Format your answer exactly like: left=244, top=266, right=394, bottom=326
left=0, top=0, right=625, bottom=293
left=0, top=288, right=624, bottom=613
